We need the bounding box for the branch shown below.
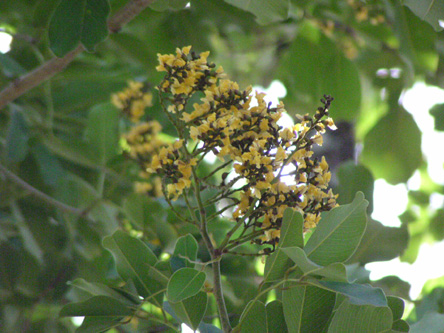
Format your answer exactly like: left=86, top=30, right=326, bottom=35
left=0, top=0, right=156, bottom=110
left=0, top=163, right=85, bottom=216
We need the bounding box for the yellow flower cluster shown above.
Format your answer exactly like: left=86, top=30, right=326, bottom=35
left=148, top=140, right=198, bottom=200
left=112, top=80, right=165, bottom=197
left=112, top=80, right=153, bottom=123
left=145, top=46, right=226, bottom=200
left=156, top=46, right=225, bottom=113
left=347, top=0, right=385, bottom=25
left=127, top=122, right=166, bottom=197
left=201, top=91, right=338, bottom=243
left=123, top=121, right=164, bottom=197
left=150, top=46, right=338, bottom=247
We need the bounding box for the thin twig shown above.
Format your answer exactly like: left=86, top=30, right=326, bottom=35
left=190, top=167, right=232, bottom=332
left=0, top=163, right=85, bottom=217
left=224, top=250, right=265, bottom=257
left=0, top=0, right=156, bottom=110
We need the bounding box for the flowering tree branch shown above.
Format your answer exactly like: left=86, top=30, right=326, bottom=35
left=0, top=0, right=156, bottom=111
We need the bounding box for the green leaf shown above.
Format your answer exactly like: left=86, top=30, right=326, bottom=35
left=238, top=300, right=267, bottom=333
left=33, top=0, right=60, bottom=28
left=122, top=193, right=152, bottom=228
left=282, top=247, right=347, bottom=282
left=276, top=22, right=361, bottom=121
left=415, top=287, right=444, bottom=320
left=315, top=281, right=387, bottom=307
left=102, top=231, right=163, bottom=305
left=48, top=0, right=84, bottom=56
left=328, top=300, right=392, bottom=332
left=224, top=0, right=289, bottom=25
left=263, top=209, right=304, bottom=282
left=337, top=162, right=374, bottom=214
left=166, top=267, right=206, bottom=303
left=387, top=296, right=409, bottom=331
left=42, top=136, right=99, bottom=170
left=265, top=300, right=287, bottom=332
left=30, top=142, right=64, bottom=188
left=304, top=192, right=368, bottom=266
left=387, top=295, right=404, bottom=321
left=109, top=33, right=153, bottom=66
left=6, top=109, right=29, bottom=163
left=404, top=7, right=438, bottom=74
left=122, top=194, right=166, bottom=231
left=404, top=0, right=444, bottom=32
left=59, top=295, right=133, bottom=317
left=430, top=103, right=444, bottom=131
left=0, top=243, right=21, bottom=290
left=84, top=102, right=119, bottom=165
left=362, top=107, right=422, bottom=185
left=372, top=276, right=411, bottom=303
left=171, top=234, right=198, bottom=271
left=392, top=319, right=410, bottom=332
left=68, top=278, right=140, bottom=306
left=282, top=284, right=336, bottom=332
left=81, top=0, right=110, bottom=52
left=149, top=0, right=190, bottom=11
left=0, top=53, right=27, bottom=77
left=146, top=261, right=171, bottom=287
left=386, top=0, right=415, bottom=81
left=411, top=312, right=444, bottom=333
left=77, top=317, right=128, bottom=333
left=198, top=322, right=223, bottom=333
left=48, top=0, right=110, bottom=57
left=169, top=291, right=208, bottom=330
left=60, top=296, right=132, bottom=332
left=346, top=219, right=409, bottom=265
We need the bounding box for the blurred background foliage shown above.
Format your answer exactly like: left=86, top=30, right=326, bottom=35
left=1, top=0, right=444, bottom=331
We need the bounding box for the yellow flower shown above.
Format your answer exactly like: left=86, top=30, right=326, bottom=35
left=111, top=80, right=152, bottom=123
left=295, top=121, right=310, bottom=136
left=260, top=118, right=269, bottom=131
left=263, top=229, right=281, bottom=242
left=324, top=117, right=337, bottom=130
left=304, top=213, right=320, bottom=229
left=134, top=182, right=153, bottom=194
left=275, top=146, right=287, bottom=164
left=182, top=45, right=192, bottom=55
left=280, top=127, right=295, bottom=141
left=190, top=126, right=200, bottom=140
left=312, top=134, right=323, bottom=146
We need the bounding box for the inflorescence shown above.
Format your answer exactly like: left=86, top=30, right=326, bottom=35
left=113, top=46, right=338, bottom=251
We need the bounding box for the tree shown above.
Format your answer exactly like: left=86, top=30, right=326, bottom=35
left=1, top=0, right=444, bottom=331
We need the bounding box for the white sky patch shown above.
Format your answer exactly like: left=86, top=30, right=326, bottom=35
left=253, top=80, right=287, bottom=106
left=367, top=240, right=444, bottom=300
left=71, top=317, right=84, bottom=327
left=252, top=80, right=293, bottom=128
left=0, top=31, right=13, bottom=53
left=182, top=324, right=194, bottom=332
left=402, top=82, right=444, bottom=185
left=407, top=170, right=421, bottom=191
left=201, top=143, right=218, bottom=164
left=430, top=192, right=444, bottom=210
left=372, top=179, right=408, bottom=227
